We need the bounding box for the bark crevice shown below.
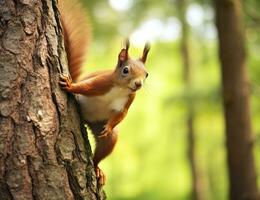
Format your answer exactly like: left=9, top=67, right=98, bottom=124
left=0, top=0, right=104, bottom=199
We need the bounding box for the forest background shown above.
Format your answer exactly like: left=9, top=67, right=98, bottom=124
left=78, top=0, right=260, bottom=199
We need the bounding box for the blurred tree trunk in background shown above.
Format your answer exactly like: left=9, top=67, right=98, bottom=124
left=215, top=0, right=259, bottom=199
left=177, top=1, right=202, bottom=200
left=0, top=1, right=104, bottom=199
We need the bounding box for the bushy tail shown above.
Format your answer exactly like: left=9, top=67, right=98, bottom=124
left=58, top=0, right=91, bottom=81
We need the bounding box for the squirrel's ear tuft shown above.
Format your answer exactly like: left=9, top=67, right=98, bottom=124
left=140, top=42, right=150, bottom=64
left=117, top=39, right=130, bottom=67
left=125, top=38, right=130, bottom=52
left=118, top=49, right=128, bottom=62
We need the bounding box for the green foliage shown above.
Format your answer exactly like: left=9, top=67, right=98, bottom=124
left=80, top=0, right=260, bottom=199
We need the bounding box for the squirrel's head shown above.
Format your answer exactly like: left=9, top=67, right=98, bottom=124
left=114, top=39, right=150, bottom=93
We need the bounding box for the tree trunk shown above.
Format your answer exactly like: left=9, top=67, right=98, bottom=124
left=215, top=0, right=259, bottom=199
left=177, top=1, right=202, bottom=200
left=0, top=1, right=104, bottom=200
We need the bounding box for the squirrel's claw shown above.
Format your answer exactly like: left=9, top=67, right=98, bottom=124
left=95, top=166, right=106, bottom=186
left=98, top=130, right=109, bottom=138
left=59, top=74, right=72, bottom=91
left=59, top=81, right=67, bottom=87
left=98, top=125, right=112, bottom=138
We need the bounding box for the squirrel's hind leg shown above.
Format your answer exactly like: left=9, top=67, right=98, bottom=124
left=91, top=125, right=118, bottom=186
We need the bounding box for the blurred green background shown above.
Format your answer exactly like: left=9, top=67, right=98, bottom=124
left=79, top=0, right=260, bottom=199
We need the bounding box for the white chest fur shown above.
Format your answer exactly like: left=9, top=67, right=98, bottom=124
left=78, top=86, right=130, bottom=122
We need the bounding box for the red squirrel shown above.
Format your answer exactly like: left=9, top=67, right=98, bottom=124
left=58, top=0, right=150, bottom=186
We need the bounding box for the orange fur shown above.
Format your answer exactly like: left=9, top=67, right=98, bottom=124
left=60, top=70, right=114, bottom=96
left=58, top=0, right=91, bottom=81
left=58, top=3, right=150, bottom=185
left=106, top=93, right=135, bottom=129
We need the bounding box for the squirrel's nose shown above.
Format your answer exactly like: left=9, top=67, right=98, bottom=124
left=135, top=81, right=142, bottom=88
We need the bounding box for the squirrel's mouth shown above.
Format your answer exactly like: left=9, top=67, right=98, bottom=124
left=128, top=86, right=141, bottom=92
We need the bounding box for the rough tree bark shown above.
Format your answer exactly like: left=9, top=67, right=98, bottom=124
left=177, top=1, right=202, bottom=200
left=215, top=0, right=259, bottom=199
left=0, top=0, right=104, bottom=199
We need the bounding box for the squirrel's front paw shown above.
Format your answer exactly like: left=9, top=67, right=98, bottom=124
left=59, top=74, right=72, bottom=91
left=99, top=125, right=112, bottom=138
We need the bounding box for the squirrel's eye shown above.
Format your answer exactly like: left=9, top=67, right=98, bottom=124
left=122, top=66, right=129, bottom=76
left=146, top=72, right=149, bottom=78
